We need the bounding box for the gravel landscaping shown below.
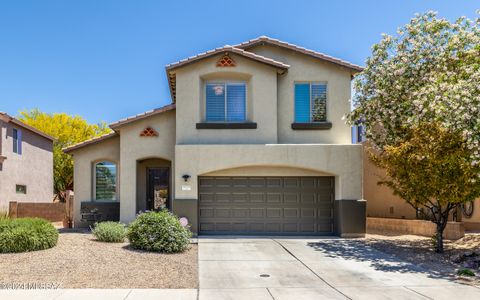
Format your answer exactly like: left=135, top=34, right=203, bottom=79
left=0, top=230, right=198, bottom=288
left=365, top=233, right=480, bottom=285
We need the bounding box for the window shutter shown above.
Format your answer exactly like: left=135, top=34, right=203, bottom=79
left=226, top=83, right=246, bottom=121
left=311, top=84, right=327, bottom=122
left=206, top=83, right=225, bottom=121
left=295, top=83, right=310, bottom=122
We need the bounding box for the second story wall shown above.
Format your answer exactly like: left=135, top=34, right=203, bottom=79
left=248, top=45, right=353, bottom=145
left=0, top=121, right=53, bottom=207
left=175, top=53, right=279, bottom=145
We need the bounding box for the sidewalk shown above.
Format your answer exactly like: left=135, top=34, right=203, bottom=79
left=0, top=289, right=197, bottom=300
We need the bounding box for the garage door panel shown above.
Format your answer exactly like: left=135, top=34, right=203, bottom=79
left=232, top=193, right=249, bottom=202
left=266, top=208, right=282, bottom=218
left=284, top=193, right=299, bottom=203
left=199, top=192, right=215, bottom=203
left=199, top=208, right=215, bottom=218
left=250, top=208, right=265, bottom=218
left=266, top=193, right=282, bottom=203
left=265, top=223, right=281, bottom=232
left=232, top=208, right=249, bottom=218
left=198, top=176, right=334, bottom=235
left=301, top=208, right=316, bottom=217
left=250, top=193, right=265, bottom=203
left=284, top=178, right=300, bottom=187
left=266, top=178, right=282, bottom=187
left=284, top=208, right=299, bottom=218
left=301, top=193, right=316, bottom=204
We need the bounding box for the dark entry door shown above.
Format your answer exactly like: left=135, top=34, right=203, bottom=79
left=198, top=176, right=334, bottom=235
left=147, top=167, right=170, bottom=211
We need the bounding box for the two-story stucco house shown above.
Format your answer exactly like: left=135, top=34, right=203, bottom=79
left=0, top=112, right=54, bottom=212
left=64, top=36, right=366, bottom=237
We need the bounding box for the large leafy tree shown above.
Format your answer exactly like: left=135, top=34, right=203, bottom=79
left=18, top=109, right=111, bottom=201
left=347, top=12, right=480, bottom=252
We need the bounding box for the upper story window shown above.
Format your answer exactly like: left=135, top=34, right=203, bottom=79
left=294, top=83, right=327, bottom=123
left=12, top=128, right=22, bottom=154
left=94, top=161, right=117, bottom=201
left=206, top=82, right=246, bottom=122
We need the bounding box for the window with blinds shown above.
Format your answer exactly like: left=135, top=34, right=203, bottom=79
left=95, top=161, right=117, bottom=201
left=206, top=82, right=246, bottom=122
left=294, top=83, right=327, bottom=122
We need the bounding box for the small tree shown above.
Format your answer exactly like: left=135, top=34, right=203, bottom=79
left=371, top=123, right=480, bottom=252
left=347, top=12, right=480, bottom=252
left=18, top=109, right=111, bottom=201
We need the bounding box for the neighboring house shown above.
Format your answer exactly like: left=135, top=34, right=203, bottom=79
left=362, top=141, right=480, bottom=232
left=0, top=112, right=54, bottom=212
left=64, top=36, right=366, bottom=237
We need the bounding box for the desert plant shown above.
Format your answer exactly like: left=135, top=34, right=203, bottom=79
left=127, top=211, right=191, bottom=253
left=457, top=268, right=475, bottom=277
left=0, top=218, right=58, bottom=253
left=91, top=221, right=126, bottom=243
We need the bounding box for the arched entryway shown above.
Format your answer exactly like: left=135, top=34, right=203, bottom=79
left=136, top=158, right=172, bottom=212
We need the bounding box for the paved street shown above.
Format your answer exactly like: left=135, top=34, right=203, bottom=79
left=1, top=237, right=480, bottom=299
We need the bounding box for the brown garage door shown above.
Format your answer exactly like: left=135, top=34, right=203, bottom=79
left=198, top=176, right=334, bottom=235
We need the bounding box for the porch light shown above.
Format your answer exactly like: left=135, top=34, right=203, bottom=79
left=182, top=174, right=191, bottom=182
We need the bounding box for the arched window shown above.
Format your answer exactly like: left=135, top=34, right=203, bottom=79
left=94, top=161, right=117, bottom=201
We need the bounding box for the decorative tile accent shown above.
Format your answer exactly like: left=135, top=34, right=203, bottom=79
left=216, top=53, right=236, bottom=67
left=140, top=127, right=158, bottom=137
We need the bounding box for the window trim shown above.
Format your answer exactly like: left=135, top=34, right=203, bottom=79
left=204, top=81, right=248, bottom=123
left=93, top=160, right=118, bottom=202
left=294, top=81, right=328, bottom=123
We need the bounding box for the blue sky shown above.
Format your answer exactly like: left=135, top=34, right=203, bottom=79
left=0, top=1, right=478, bottom=124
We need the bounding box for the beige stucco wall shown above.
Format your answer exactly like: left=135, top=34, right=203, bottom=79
left=248, top=45, right=353, bottom=145
left=118, top=110, right=176, bottom=223
left=175, top=144, right=363, bottom=201
left=363, top=143, right=417, bottom=219
left=175, top=53, right=279, bottom=145
left=70, top=135, right=120, bottom=226
left=136, top=158, right=171, bottom=212
left=0, top=121, right=53, bottom=212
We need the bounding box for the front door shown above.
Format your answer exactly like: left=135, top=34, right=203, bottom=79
left=147, top=167, right=170, bottom=211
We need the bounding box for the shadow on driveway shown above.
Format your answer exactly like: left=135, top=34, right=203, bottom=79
left=307, top=239, right=457, bottom=281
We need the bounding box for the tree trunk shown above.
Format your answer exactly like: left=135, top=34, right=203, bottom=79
left=435, top=223, right=444, bottom=253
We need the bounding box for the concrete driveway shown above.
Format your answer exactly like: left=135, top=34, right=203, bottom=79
left=198, top=237, right=480, bottom=300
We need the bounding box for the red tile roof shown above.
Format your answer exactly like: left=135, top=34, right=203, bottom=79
left=63, top=132, right=118, bottom=153
left=234, top=36, right=364, bottom=72
left=109, top=103, right=176, bottom=129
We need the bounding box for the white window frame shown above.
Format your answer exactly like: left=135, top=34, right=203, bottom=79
left=204, top=81, right=248, bottom=122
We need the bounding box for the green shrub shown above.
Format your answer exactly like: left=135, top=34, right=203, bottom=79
left=127, top=211, right=191, bottom=253
left=457, top=268, right=475, bottom=277
left=0, top=218, right=58, bottom=253
left=91, top=221, right=126, bottom=243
